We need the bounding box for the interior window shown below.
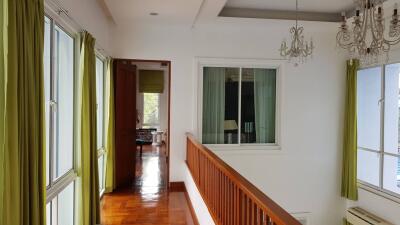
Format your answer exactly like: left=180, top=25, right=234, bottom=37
left=143, top=93, right=160, bottom=127
left=44, top=15, right=76, bottom=225
left=95, top=56, right=105, bottom=194
left=357, top=64, right=400, bottom=196
left=54, top=24, right=74, bottom=180
left=96, top=57, right=104, bottom=149
left=202, top=66, right=277, bottom=145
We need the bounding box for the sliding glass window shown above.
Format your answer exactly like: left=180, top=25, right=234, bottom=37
left=44, top=15, right=76, bottom=225
left=202, top=66, right=277, bottom=145
left=96, top=56, right=106, bottom=194
left=357, top=63, right=400, bottom=198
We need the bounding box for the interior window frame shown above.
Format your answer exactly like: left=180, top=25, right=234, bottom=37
left=196, top=58, right=283, bottom=151
left=357, top=63, right=400, bottom=202
left=45, top=13, right=78, bottom=225
left=95, top=53, right=107, bottom=196
left=142, top=92, right=162, bottom=128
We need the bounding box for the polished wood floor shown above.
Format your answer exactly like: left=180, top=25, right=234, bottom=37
left=101, top=144, right=195, bottom=225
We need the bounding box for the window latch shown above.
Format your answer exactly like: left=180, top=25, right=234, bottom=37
left=378, top=98, right=384, bottom=106
left=50, top=100, right=58, bottom=111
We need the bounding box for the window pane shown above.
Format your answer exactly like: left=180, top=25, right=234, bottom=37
left=44, top=16, right=51, bottom=186
left=96, top=57, right=104, bottom=149
left=384, top=63, right=400, bottom=155
left=143, top=93, right=160, bottom=125
left=57, top=182, right=74, bottom=225
left=98, top=155, right=104, bottom=192
left=357, top=149, right=380, bottom=186
left=241, top=68, right=276, bottom=144
left=383, top=155, right=400, bottom=194
left=46, top=202, right=51, bottom=225
left=54, top=25, right=74, bottom=179
left=203, top=67, right=239, bottom=144
left=357, top=67, right=382, bottom=151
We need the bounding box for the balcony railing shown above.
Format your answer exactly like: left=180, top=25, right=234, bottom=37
left=186, top=133, right=301, bottom=225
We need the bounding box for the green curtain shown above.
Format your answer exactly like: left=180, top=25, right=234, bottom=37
left=139, top=70, right=164, bottom=93
left=254, top=69, right=276, bottom=143
left=104, top=58, right=115, bottom=193
left=202, top=67, right=225, bottom=144
left=0, top=0, right=45, bottom=224
left=0, top=0, right=6, bottom=221
left=76, top=31, right=100, bottom=225
left=341, top=59, right=359, bottom=200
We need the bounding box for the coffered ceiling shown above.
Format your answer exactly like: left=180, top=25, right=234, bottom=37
left=225, top=0, right=354, bottom=13
left=98, top=0, right=399, bottom=27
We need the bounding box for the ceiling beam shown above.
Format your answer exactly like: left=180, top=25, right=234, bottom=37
left=219, top=7, right=342, bottom=22
left=219, top=0, right=393, bottom=23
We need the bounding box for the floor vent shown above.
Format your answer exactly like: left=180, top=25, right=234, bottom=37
left=346, top=207, right=393, bottom=225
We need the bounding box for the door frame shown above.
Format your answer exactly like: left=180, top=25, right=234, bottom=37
left=115, top=58, right=172, bottom=188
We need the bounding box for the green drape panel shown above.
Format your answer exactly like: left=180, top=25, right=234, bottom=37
left=139, top=70, right=164, bottom=93
left=341, top=59, right=359, bottom=200
left=104, top=58, right=115, bottom=193
left=0, top=0, right=45, bottom=224
left=77, top=31, right=100, bottom=225
left=254, top=69, right=276, bottom=143
left=202, top=67, right=225, bottom=144
left=0, top=0, right=6, bottom=221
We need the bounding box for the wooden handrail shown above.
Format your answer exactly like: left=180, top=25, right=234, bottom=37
left=186, top=133, right=301, bottom=225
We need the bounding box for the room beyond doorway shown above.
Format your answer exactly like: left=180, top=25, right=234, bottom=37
left=113, top=59, right=171, bottom=191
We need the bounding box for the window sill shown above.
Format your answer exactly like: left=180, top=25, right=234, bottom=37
left=358, top=182, right=400, bottom=205
left=205, top=144, right=283, bottom=155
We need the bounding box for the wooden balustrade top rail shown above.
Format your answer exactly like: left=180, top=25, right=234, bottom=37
left=186, top=133, right=301, bottom=225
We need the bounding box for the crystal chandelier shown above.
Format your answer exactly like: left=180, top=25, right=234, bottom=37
left=279, top=0, right=314, bottom=65
left=337, top=0, right=400, bottom=64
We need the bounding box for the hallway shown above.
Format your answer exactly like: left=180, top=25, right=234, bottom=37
left=100, top=145, right=196, bottom=225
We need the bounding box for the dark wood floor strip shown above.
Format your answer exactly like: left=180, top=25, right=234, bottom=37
left=101, top=144, right=196, bottom=225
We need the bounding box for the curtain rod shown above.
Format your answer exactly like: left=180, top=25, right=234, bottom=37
left=46, top=0, right=110, bottom=58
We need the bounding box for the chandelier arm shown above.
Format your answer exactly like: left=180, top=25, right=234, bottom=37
left=369, top=6, right=380, bottom=42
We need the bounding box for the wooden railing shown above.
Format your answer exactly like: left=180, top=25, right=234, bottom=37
left=186, top=134, right=301, bottom=225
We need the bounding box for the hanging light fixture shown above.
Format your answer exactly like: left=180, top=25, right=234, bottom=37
left=337, top=0, right=400, bottom=64
left=279, top=0, right=314, bottom=65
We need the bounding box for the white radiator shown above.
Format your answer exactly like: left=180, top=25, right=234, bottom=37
left=346, top=207, right=393, bottom=225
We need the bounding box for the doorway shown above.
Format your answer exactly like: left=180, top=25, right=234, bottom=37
left=114, top=59, right=171, bottom=192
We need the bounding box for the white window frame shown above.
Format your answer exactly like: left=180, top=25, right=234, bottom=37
left=95, top=53, right=106, bottom=196
left=142, top=93, right=161, bottom=128
left=195, top=57, right=283, bottom=152
left=44, top=11, right=78, bottom=225
left=357, top=63, right=400, bottom=203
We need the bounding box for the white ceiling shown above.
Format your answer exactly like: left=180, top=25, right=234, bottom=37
left=103, top=0, right=204, bottom=26
left=225, top=0, right=355, bottom=13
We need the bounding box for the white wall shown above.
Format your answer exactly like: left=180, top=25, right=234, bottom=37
left=112, top=18, right=348, bottom=225
left=55, top=0, right=115, bottom=55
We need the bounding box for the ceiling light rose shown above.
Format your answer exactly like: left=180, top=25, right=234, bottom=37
left=279, top=0, right=314, bottom=65
left=337, top=0, right=400, bottom=65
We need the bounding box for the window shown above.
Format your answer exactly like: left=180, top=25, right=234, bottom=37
left=357, top=63, right=400, bottom=198
left=142, top=93, right=160, bottom=127
left=95, top=56, right=106, bottom=194
left=200, top=66, right=277, bottom=146
left=44, top=15, right=76, bottom=225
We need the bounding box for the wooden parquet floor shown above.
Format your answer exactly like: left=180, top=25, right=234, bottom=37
left=100, top=145, right=195, bottom=225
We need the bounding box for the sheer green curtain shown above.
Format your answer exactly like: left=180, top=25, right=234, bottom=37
left=202, top=67, right=225, bottom=144
left=254, top=69, right=276, bottom=143
left=105, top=58, right=115, bottom=193
left=341, top=59, right=359, bottom=200
left=76, top=31, right=100, bottom=225
left=0, top=0, right=45, bottom=225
